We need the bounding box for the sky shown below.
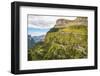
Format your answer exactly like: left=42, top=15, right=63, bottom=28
left=28, top=15, right=76, bottom=36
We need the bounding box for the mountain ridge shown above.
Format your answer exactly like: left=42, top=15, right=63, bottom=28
left=55, top=17, right=88, bottom=28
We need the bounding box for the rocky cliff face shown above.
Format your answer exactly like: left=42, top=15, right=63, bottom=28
left=55, top=17, right=88, bottom=28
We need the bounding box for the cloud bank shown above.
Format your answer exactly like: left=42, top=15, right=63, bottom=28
left=28, top=15, right=76, bottom=29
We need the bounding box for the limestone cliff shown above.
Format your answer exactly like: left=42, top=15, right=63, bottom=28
left=55, top=17, right=88, bottom=28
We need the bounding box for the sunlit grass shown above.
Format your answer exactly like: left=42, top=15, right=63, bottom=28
left=28, top=25, right=88, bottom=61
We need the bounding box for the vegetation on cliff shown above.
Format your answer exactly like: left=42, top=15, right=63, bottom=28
left=28, top=17, right=88, bottom=61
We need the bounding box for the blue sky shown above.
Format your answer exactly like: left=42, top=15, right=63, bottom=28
left=28, top=15, right=76, bottom=36
left=28, top=28, right=49, bottom=33
left=28, top=27, right=50, bottom=36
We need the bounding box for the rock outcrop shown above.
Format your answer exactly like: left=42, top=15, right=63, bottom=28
left=55, top=17, right=88, bottom=28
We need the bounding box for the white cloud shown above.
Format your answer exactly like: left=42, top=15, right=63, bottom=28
left=28, top=32, right=46, bottom=36
left=28, top=15, right=76, bottom=29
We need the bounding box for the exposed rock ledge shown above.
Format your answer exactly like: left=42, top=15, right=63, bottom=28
left=55, top=17, right=88, bottom=28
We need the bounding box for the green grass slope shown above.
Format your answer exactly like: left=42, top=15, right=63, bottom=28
left=28, top=25, right=88, bottom=61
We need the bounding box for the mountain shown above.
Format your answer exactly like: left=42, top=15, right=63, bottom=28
left=55, top=17, right=88, bottom=28
left=28, top=35, right=45, bottom=49
left=28, top=35, right=35, bottom=49
left=28, top=17, right=88, bottom=61
left=33, top=35, right=45, bottom=43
